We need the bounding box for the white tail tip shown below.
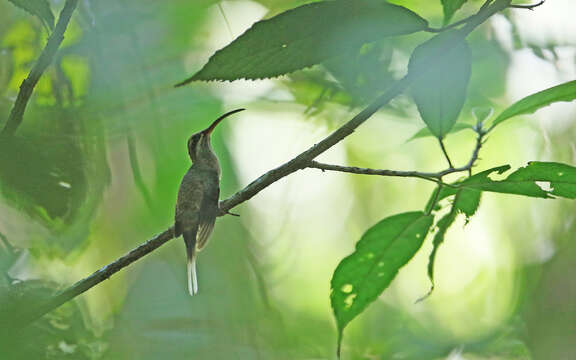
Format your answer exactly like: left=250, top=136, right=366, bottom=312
left=187, top=258, right=198, bottom=296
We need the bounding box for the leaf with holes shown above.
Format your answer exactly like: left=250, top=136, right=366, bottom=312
left=408, top=31, right=472, bottom=138
left=492, top=80, right=576, bottom=128
left=177, top=0, right=428, bottom=83
left=331, top=211, right=433, bottom=354
left=8, top=0, right=54, bottom=30
left=458, top=162, right=576, bottom=199
left=441, top=0, right=468, bottom=24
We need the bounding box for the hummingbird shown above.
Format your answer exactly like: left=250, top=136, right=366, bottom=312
left=175, top=108, right=245, bottom=296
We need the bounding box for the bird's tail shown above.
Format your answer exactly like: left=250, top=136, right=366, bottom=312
left=184, top=231, right=198, bottom=296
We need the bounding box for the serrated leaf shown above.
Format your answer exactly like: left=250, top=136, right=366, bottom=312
left=178, top=0, right=428, bottom=83
left=408, top=31, right=472, bottom=138
left=441, top=0, right=468, bottom=24
left=492, top=80, right=576, bottom=128
left=331, top=211, right=433, bottom=354
left=459, top=162, right=576, bottom=199
left=420, top=187, right=480, bottom=300
left=425, top=183, right=481, bottom=218
left=455, top=187, right=482, bottom=219
left=8, top=0, right=55, bottom=30
left=421, top=208, right=457, bottom=300
left=407, top=122, right=473, bottom=142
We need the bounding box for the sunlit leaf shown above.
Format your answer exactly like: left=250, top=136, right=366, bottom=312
left=331, top=211, right=433, bottom=353
left=7, top=0, right=55, bottom=30
left=422, top=208, right=457, bottom=300
left=178, top=0, right=428, bottom=83
left=421, top=187, right=480, bottom=300
left=455, top=187, right=482, bottom=219
left=462, top=162, right=576, bottom=198
left=492, top=80, right=576, bottom=128
left=407, top=122, right=473, bottom=142
left=409, top=31, right=472, bottom=138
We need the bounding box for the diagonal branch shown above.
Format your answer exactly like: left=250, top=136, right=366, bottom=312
left=14, top=0, right=510, bottom=330
left=1, top=0, right=79, bottom=137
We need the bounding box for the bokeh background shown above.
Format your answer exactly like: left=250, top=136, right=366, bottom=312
left=0, top=0, right=575, bottom=359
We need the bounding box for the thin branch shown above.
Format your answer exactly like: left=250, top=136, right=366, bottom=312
left=307, top=162, right=440, bottom=182
left=308, top=128, right=485, bottom=181
left=13, top=228, right=175, bottom=330
left=218, top=77, right=412, bottom=213
left=509, top=1, right=545, bottom=10
left=438, top=138, right=454, bottom=169
left=426, top=183, right=444, bottom=215
left=1, top=0, right=79, bottom=137
left=15, top=0, right=506, bottom=329
left=126, top=131, right=154, bottom=209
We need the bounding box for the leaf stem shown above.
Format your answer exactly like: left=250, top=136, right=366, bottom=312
left=438, top=137, right=454, bottom=169
left=426, top=183, right=444, bottom=215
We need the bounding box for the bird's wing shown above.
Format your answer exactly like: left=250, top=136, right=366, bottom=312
left=175, top=172, right=204, bottom=236
left=196, top=179, right=220, bottom=251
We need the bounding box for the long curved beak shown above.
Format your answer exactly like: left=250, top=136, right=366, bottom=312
left=203, top=108, right=245, bottom=135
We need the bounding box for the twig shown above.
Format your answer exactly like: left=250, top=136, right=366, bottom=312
left=438, top=138, right=454, bottom=169
left=307, top=162, right=439, bottom=182
left=509, top=1, right=545, bottom=10
left=1, top=0, right=79, bottom=137
left=14, top=0, right=506, bottom=329
left=308, top=127, right=485, bottom=181
left=218, top=77, right=412, bottom=213
left=126, top=131, right=154, bottom=209
left=426, top=183, right=444, bottom=215
left=12, top=228, right=175, bottom=330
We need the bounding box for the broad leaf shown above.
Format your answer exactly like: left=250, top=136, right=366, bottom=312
left=178, top=0, right=428, bottom=83
left=492, top=80, right=576, bottom=128
left=331, top=212, right=433, bottom=353
left=408, top=31, right=472, bottom=138
left=8, top=0, right=54, bottom=30
left=407, top=122, right=473, bottom=142
left=441, top=0, right=468, bottom=24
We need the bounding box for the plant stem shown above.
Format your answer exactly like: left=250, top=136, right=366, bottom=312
left=438, top=137, right=454, bottom=169
left=1, top=0, right=79, bottom=137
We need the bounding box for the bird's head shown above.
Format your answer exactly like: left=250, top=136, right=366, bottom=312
left=187, top=108, right=245, bottom=162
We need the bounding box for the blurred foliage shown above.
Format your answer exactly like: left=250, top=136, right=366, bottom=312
left=0, top=0, right=575, bottom=359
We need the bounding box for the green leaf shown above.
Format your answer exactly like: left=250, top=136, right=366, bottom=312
left=420, top=187, right=481, bottom=301
left=178, top=0, right=428, bottom=83
left=408, top=31, right=472, bottom=138
left=441, top=0, right=468, bottom=25
left=407, top=122, right=473, bottom=142
left=455, top=187, right=482, bottom=219
left=464, top=162, right=576, bottom=199
left=331, top=212, right=433, bottom=353
left=8, top=0, right=55, bottom=30
left=448, top=162, right=576, bottom=199
left=492, top=80, right=576, bottom=128
left=421, top=208, right=457, bottom=300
